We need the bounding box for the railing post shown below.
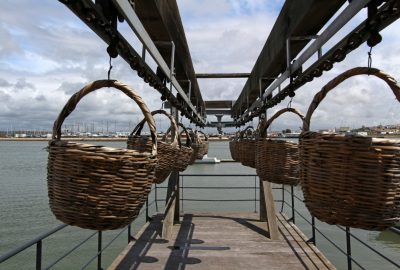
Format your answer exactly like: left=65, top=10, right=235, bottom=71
left=97, top=231, right=102, bottom=270
left=181, top=175, right=184, bottom=211
left=307, top=216, right=316, bottom=244
left=128, top=224, right=132, bottom=243
left=146, top=196, right=149, bottom=222
left=155, top=184, right=158, bottom=212
left=290, top=185, right=295, bottom=223
left=254, top=176, right=257, bottom=213
left=280, top=184, right=284, bottom=212
left=36, top=240, right=42, bottom=270
left=312, top=216, right=316, bottom=244
left=346, top=227, right=352, bottom=270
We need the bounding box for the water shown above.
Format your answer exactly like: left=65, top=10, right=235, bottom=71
left=0, top=141, right=399, bottom=269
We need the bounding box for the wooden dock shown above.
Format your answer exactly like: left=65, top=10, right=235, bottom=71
left=108, top=212, right=335, bottom=270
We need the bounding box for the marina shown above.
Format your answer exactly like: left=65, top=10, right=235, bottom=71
left=1, top=0, right=400, bottom=269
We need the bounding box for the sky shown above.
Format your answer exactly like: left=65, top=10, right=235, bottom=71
left=0, top=0, right=399, bottom=133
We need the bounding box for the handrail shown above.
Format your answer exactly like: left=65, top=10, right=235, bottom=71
left=281, top=186, right=400, bottom=270
left=1, top=174, right=398, bottom=270
left=0, top=224, right=68, bottom=263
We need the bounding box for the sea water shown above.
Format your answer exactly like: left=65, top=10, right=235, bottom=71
left=0, top=141, right=399, bottom=269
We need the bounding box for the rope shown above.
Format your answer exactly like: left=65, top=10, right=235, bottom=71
left=107, top=56, right=113, bottom=81
left=367, top=47, right=373, bottom=75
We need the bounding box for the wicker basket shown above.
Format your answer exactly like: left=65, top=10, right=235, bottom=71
left=300, top=67, right=400, bottom=230
left=191, top=130, right=206, bottom=160
left=237, top=126, right=256, bottom=168
left=197, top=131, right=209, bottom=156
left=165, top=122, right=193, bottom=171
left=47, top=80, right=157, bottom=231
left=255, top=108, right=305, bottom=185
left=229, top=132, right=240, bottom=161
left=128, top=110, right=179, bottom=184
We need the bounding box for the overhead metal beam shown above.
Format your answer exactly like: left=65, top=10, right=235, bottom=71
left=238, top=0, right=372, bottom=121
left=233, top=0, right=347, bottom=116
left=112, top=0, right=206, bottom=124
left=196, top=73, right=251, bottom=79
left=135, top=0, right=204, bottom=106
left=205, top=100, right=233, bottom=109
left=205, top=109, right=232, bottom=115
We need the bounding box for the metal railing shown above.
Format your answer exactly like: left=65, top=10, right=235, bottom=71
left=157, top=173, right=399, bottom=270
left=1, top=174, right=399, bottom=270
left=0, top=188, right=157, bottom=270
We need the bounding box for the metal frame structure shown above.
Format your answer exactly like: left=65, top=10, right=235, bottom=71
left=60, top=0, right=206, bottom=126
left=236, top=0, right=399, bottom=125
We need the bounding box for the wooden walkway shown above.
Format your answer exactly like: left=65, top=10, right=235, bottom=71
left=108, top=212, right=335, bottom=270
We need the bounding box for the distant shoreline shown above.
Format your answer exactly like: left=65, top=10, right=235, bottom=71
left=0, top=137, right=231, bottom=142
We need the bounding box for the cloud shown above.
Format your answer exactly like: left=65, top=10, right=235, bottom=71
left=0, top=0, right=399, bottom=133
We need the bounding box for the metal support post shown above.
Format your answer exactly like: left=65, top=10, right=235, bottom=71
left=307, top=216, right=316, bottom=244
left=155, top=184, right=158, bottom=212
left=128, top=224, right=132, bottom=243
left=36, top=241, right=42, bottom=270
left=169, top=41, right=175, bottom=93
left=346, top=227, right=352, bottom=270
left=290, top=185, right=295, bottom=223
left=146, top=196, right=149, bottom=222
left=254, top=176, right=257, bottom=213
left=181, top=175, right=184, bottom=211
left=97, top=231, right=102, bottom=270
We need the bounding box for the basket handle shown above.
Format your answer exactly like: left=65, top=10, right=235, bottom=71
left=303, top=67, right=400, bottom=131
left=259, top=108, right=305, bottom=138
left=52, top=80, right=157, bottom=155
left=164, top=122, right=192, bottom=147
left=131, top=109, right=179, bottom=147
left=197, top=130, right=208, bottom=141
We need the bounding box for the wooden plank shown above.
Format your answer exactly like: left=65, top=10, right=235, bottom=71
left=262, top=181, right=281, bottom=240
left=162, top=172, right=180, bottom=239
left=109, top=212, right=336, bottom=270
left=233, top=0, right=346, bottom=115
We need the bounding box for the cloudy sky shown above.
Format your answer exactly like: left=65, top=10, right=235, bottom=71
left=0, top=0, right=399, bottom=133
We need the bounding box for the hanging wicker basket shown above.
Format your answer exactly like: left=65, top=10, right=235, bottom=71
left=128, top=110, right=179, bottom=184
left=191, top=130, right=206, bottom=160
left=255, top=108, right=305, bottom=185
left=229, top=131, right=240, bottom=161
left=300, top=67, right=400, bottom=230
left=47, top=80, right=157, bottom=231
left=197, top=130, right=209, bottom=156
left=165, top=122, right=193, bottom=171
left=238, top=126, right=256, bottom=168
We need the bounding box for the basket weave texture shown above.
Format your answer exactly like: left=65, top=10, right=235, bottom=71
left=255, top=108, right=304, bottom=185
left=128, top=110, right=179, bottom=184
left=165, top=122, right=193, bottom=171
left=237, top=126, right=256, bottom=168
left=191, top=130, right=208, bottom=160
left=47, top=80, right=157, bottom=231
left=229, top=132, right=240, bottom=161
left=300, top=67, right=400, bottom=230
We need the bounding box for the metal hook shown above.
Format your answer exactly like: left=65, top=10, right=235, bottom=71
left=107, top=56, right=113, bottom=81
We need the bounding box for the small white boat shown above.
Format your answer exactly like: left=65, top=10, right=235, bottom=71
left=195, top=155, right=221, bottom=164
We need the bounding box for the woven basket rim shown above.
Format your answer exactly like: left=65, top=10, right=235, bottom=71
left=49, top=139, right=157, bottom=157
